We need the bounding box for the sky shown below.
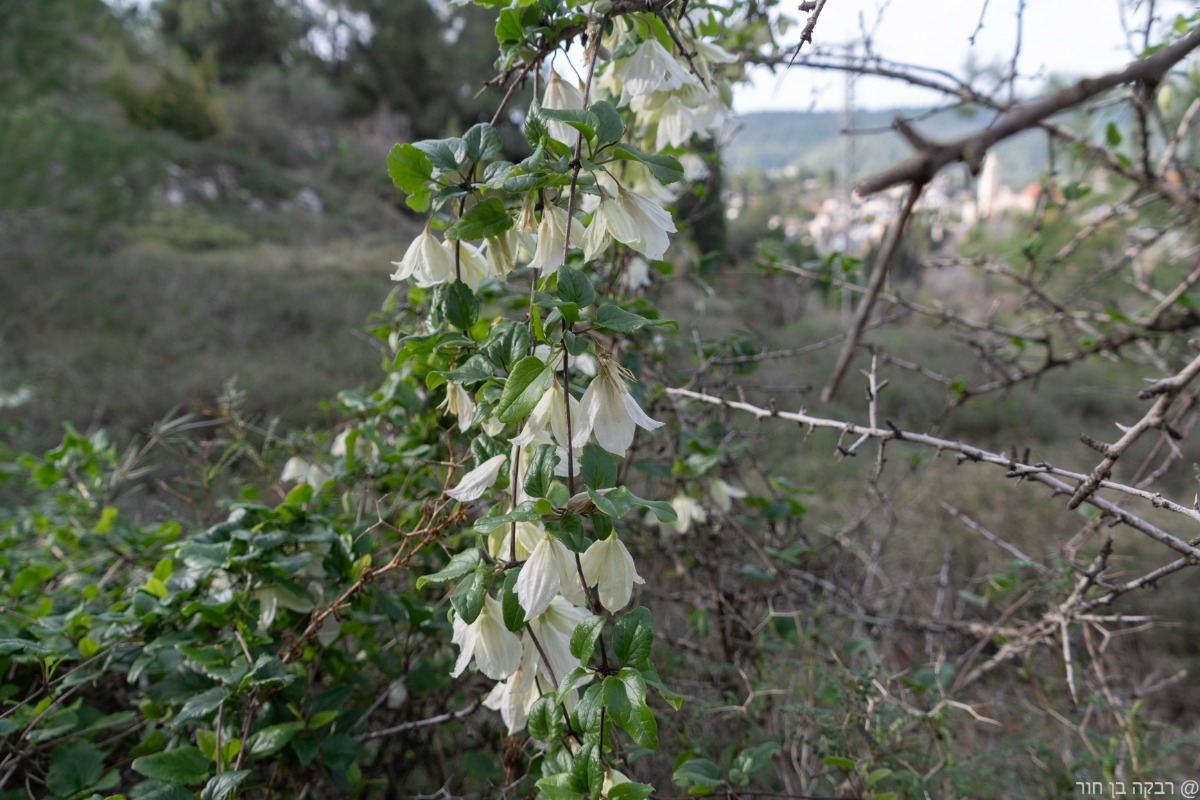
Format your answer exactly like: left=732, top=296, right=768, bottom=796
left=733, top=0, right=1188, bottom=112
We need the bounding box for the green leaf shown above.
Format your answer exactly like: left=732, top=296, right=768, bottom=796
left=590, top=100, right=625, bottom=145
left=500, top=568, right=524, bottom=632
left=523, top=443, right=560, bottom=499
left=450, top=563, right=489, bottom=624
left=1106, top=121, right=1122, bottom=147
left=443, top=281, right=480, bottom=330
left=46, top=740, right=105, bottom=798
left=611, top=143, right=684, bottom=184
left=199, top=770, right=252, bottom=800
left=174, top=687, right=229, bottom=725
left=496, top=356, right=552, bottom=423
left=443, top=354, right=493, bottom=385
left=583, top=441, right=619, bottom=491
left=593, top=303, right=675, bottom=333
left=612, top=606, right=652, bottom=667
left=569, top=615, right=605, bottom=664
left=246, top=721, right=306, bottom=760
left=413, top=137, right=462, bottom=171
left=575, top=683, right=604, bottom=733
left=131, top=747, right=212, bottom=785
left=495, top=7, right=524, bottom=44
left=604, top=668, right=657, bottom=748
left=733, top=742, right=780, bottom=779
left=483, top=320, right=530, bottom=371
left=445, top=197, right=514, bottom=241
left=526, top=694, right=564, bottom=742
left=535, top=773, right=584, bottom=800
left=546, top=513, right=589, bottom=553
left=524, top=99, right=549, bottom=148
left=556, top=268, right=596, bottom=308
left=608, top=782, right=655, bottom=800
left=570, top=740, right=604, bottom=797
left=589, top=486, right=632, bottom=519
left=463, top=122, right=504, bottom=164
left=556, top=665, right=592, bottom=703
left=416, top=549, right=481, bottom=590
left=673, top=758, right=724, bottom=794
left=640, top=664, right=682, bottom=711
left=821, top=756, right=857, bottom=771
left=387, top=143, right=433, bottom=193
left=628, top=491, right=676, bottom=522
left=543, top=109, right=596, bottom=145
left=473, top=502, right=540, bottom=534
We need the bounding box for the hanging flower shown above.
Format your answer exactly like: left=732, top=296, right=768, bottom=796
left=450, top=595, right=523, bottom=680
left=483, top=635, right=542, bottom=732
left=665, top=493, right=707, bottom=535
left=622, top=256, right=652, bottom=292
left=515, top=533, right=588, bottom=620
left=439, top=382, right=476, bottom=433
left=617, top=37, right=695, bottom=106
left=528, top=204, right=584, bottom=277
left=579, top=360, right=665, bottom=456
left=543, top=70, right=585, bottom=146
left=487, top=520, right=543, bottom=562
left=709, top=478, right=748, bottom=512
left=581, top=533, right=644, bottom=612
left=529, top=596, right=590, bottom=686
left=391, top=230, right=455, bottom=288
left=583, top=178, right=676, bottom=262
left=510, top=379, right=588, bottom=451
left=445, top=454, right=506, bottom=502
left=280, top=456, right=329, bottom=487
left=445, top=239, right=494, bottom=289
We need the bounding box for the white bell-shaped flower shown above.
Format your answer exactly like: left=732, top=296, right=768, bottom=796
left=528, top=204, right=584, bottom=277
left=445, top=454, right=506, bottom=502
left=581, top=534, right=644, bottom=612
left=391, top=230, right=455, bottom=288
left=439, top=382, right=476, bottom=433
left=450, top=594, right=523, bottom=680
left=483, top=635, right=542, bottom=732
left=617, top=37, right=694, bottom=106
left=709, top=478, right=748, bottom=512
left=510, top=379, right=588, bottom=451
left=622, top=257, right=652, bottom=292
left=666, top=493, right=707, bottom=534
left=280, top=456, right=329, bottom=487
left=487, top=519, right=543, bottom=562
left=543, top=70, right=585, bottom=146
left=530, top=596, right=590, bottom=686
left=515, top=533, right=587, bottom=620
left=579, top=361, right=665, bottom=456
left=444, top=239, right=494, bottom=290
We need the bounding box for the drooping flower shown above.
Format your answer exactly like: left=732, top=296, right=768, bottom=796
left=664, top=493, right=707, bottom=535
left=444, top=238, right=494, bottom=290
left=487, top=519, right=543, bottom=562
left=542, top=70, right=585, bottom=146
left=709, top=478, right=748, bottom=512
left=622, top=257, right=652, bottom=292
left=391, top=230, right=455, bottom=288
left=515, top=533, right=588, bottom=620
left=581, top=533, right=644, bottom=612
left=510, top=379, right=588, bottom=451
left=483, top=635, right=542, bottom=732
left=528, top=204, right=585, bottom=277
left=439, top=382, right=476, bottom=433
left=579, top=360, right=665, bottom=456
left=583, top=178, right=676, bottom=262
left=450, top=594, right=523, bottom=680
left=446, top=454, right=506, bottom=502
left=529, top=596, right=590, bottom=686
left=280, top=456, right=329, bottom=487
left=617, top=37, right=695, bottom=106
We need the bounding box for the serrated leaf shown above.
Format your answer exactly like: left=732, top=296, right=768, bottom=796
left=131, top=747, right=212, bottom=785
left=174, top=686, right=229, bottom=725
left=463, top=122, right=504, bottom=164
left=445, top=197, right=514, bottom=241
left=590, top=100, right=625, bottom=145
left=612, top=606, right=652, bottom=667
left=496, top=356, right=552, bottom=423
left=450, top=563, right=489, bottom=624
left=443, top=281, right=480, bottom=330
left=523, top=443, right=560, bottom=499
left=556, top=268, right=595, bottom=308
left=387, top=143, right=433, bottom=193
left=569, top=615, right=605, bottom=664
left=526, top=694, right=564, bottom=742
left=604, top=669, right=657, bottom=748
left=246, top=721, right=305, bottom=759
left=416, top=549, right=481, bottom=590
left=46, top=739, right=106, bottom=798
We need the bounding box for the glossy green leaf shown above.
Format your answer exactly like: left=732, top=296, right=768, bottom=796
left=569, top=614, right=605, bottom=664
left=496, top=355, right=551, bottom=423
left=523, top=443, right=560, bottom=498
left=445, top=197, right=514, bottom=241
left=450, top=562, right=489, bottom=624
left=443, top=281, right=480, bottom=330
left=416, top=549, right=481, bottom=590
left=131, top=747, right=212, bottom=785
left=612, top=606, right=652, bottom=667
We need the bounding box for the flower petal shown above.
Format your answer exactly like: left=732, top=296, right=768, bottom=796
left=446, top=454, right=506, bottom=502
